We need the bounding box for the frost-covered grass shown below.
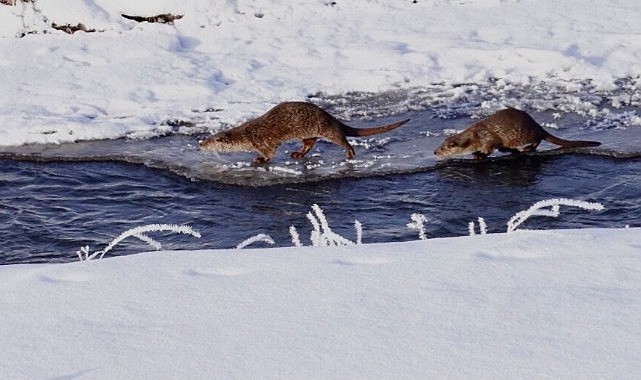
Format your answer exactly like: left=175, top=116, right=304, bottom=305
left=506, top=198, right=605, bottom=233
left=76, top=223, right=201, bottom=260
left=80, top=199, right=605, bottom=261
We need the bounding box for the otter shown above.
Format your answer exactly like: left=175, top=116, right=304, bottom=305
left=199, top=101, right=410, bottom=163
left=434, top=108, right=601, bottom=159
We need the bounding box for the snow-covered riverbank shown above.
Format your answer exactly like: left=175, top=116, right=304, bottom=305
left=1, top=0, right=640, bottom=146
left=3, top=227, right=641, bottom=378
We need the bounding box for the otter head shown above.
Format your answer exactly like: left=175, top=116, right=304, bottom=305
left=199, top=129, right=252, bottom=153
left=434, top=132, right=475, bottom=157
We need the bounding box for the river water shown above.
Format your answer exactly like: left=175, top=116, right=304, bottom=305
left=1, top=88, right=640, bottom=264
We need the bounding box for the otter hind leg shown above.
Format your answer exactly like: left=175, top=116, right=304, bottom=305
left=324, top=132, right=355, bottom=159
left=336, top=136, right=355, bottom=159
left=291, top=138, right=317, bottom=159
left=345, top=145, right=355, bottom=159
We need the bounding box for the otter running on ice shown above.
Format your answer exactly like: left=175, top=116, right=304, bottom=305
left=434, top=108, right=601, bottom=159
left=199, top=101, right=410, bottom=163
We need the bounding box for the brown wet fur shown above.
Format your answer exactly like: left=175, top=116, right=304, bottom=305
left=199, top=101, right=410, bottom=163
left=434, top=108, right=601, bottom=159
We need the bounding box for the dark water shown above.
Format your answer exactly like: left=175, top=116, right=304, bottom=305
left=1, top=104, right=641, bottom=264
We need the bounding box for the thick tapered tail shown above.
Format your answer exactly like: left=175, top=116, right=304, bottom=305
left=342, top=119, right=410, bottom=137
left=544, top=133, right=601, bottom=148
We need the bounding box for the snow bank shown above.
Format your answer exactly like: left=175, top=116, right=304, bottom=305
left=1, top=0, right=641, bottom=146
left=2, top=228, right=640, bottom=378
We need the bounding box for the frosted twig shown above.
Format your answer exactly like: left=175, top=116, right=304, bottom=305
left=307, top=209, right=322, bottom=246
left=324, top=231, right=355, bottom=246
left=468, top=221, right=476, bottom=236
left=236, top=233, right=275, bottom=249
left=407, top=213, right=428, bottom=240
left=312, top=204, right=331, bottom=234
left=478, top=217, right=487, bottom=234
left=507, top=198, right=604, bottom=233
left=294, top=204, right=361, bottom=247
left=78, top=224, right=201, bottom=261
left=133, top=233, right=162, bottom=250
left=469, top=217, right=488, bottom=236
left=289, top=226, right=302, bottom=247
left=76, top=245, right=90, bottom=261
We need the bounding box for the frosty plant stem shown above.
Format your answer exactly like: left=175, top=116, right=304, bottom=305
left=407, top=213, right=428, bottom=240
left=469, top=217, right=488, bottom=236
left=76, top=224, right=201, bottom=261
left=289, top=204, right=362, bottom=247
left=507, top=198, right=604, bottom=233
left=74, top=199, right=605, bottom=260
left=236, top=234, right=275, bottom=249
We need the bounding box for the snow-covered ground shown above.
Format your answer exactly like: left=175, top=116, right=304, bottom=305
left=2, top=0, right=641, bottom=378
left=2, top=227, right=640, bottom=378
left=1, top=0, right=641, bottom=146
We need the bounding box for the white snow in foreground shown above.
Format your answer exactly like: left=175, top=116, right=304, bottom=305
left=2, top=228, right=640, bottom=378
left=1, top=0, right=641, bottom=145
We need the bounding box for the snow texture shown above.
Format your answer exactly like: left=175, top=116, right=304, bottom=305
left=2, top=228, right=641, bottom=378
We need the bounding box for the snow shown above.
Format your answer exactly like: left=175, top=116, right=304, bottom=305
left=1, top=0, right=641, bottom=146
left=2, top=0, right=641, bottom=378
left=2, top=228, right=641, bottom=378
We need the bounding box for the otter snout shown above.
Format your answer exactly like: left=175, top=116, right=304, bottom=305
left=434, top=142, right=453, bottom=157
left=198, top=136, right=216, bottom=150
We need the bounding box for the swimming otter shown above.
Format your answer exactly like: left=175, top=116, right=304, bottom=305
left=434, top=108, right=601, bottom=159
left=199, top=101, right=410, bottom=163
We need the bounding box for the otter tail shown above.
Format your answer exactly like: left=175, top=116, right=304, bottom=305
left=543, top=132, right=601, bottom=148
left=342, top=119, right=410, bottom=137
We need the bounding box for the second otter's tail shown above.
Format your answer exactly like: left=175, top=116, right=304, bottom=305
left=342, top=119, right=410, bottom=137
left=543, top=133, right=601, bottom=148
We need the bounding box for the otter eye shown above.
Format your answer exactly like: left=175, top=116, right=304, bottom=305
left=447, top=142, right=457, bottom=148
